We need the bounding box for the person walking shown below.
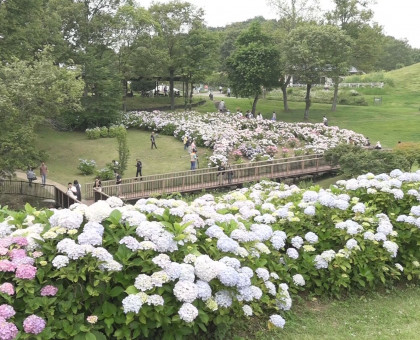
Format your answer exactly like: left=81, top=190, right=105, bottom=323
left=39, top=162, right=48, bottom=186
left=217, top=163, right=226, bottom=184
left=26, top=168, right=36, bottom=187
left=183, top=135, right=188, bottom=150
left=135, top=159, right=143, bottom=179
left=227, top=88, right=231, bottom=97
left=150, top=132, right=157, bottom=149
left=73, top=180, right=82, bottom=201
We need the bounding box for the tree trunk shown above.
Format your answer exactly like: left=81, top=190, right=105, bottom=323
left=281, top=75, right=292, bottom=111
left=169, top=69, right=175, bottom=110
left=189, top=81, right=194, bottom=110
left=184, top=79, right=188, bottom=110
left=331, top=78, right=339, bottom=112
left=251, top=94, right=259, bottom=115
left=304, top=83, right=312, bottom=121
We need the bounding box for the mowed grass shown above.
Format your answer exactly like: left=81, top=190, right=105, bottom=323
left=233, top=286, right=420, bottom=340
left=35, top=126, right=209, bottom=186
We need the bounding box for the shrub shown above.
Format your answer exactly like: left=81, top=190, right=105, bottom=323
left=100, top=126, right=109, bottom=137
left=108, top=124, right=119, bottom=138
left=95, top=166, right=115, bottom=180
left=4, top=171, right=420, bottom=338
left=393, top=142, right=420, bottom=170
left=77, top=159, right=96, bottom=175
left=85, top=127, right=101, bottom=139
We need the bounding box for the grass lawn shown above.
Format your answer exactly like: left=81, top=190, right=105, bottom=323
left=35, top=126, right=210, bottom=186
left=231, top=286, right=420, bottom=340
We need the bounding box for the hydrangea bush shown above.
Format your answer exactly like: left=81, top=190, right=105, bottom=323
left=2, top=170, right=420, bottom=338
left=122, top=111, right=368, bottom=165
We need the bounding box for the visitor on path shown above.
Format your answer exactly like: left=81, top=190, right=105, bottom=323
left=323, top=115, right=328, bottom=126
left=116, top=173, right=122, bottom=196
left=374, top=141, right=382, bottom=149
left=150, top=131, right=157, bottom=149
left=191, top=140, right=197, bottom=153
left=135, top=160, right=143, bottom=179
left=163, top=85, right=168, bottom=96
left=217, top=163, right=226, bottom=183
left=93, top=178, right=102, bottom=192
left=40, top=162, right=48, bottom=186
left=226, top=164, right=233, bottom=184
left=271, top=111, right=277, bottom=121
left=218, top=100, right=225, bottom=112
left=190, top=151, right=197, bottom=170
left=183, top=135, right=188, bottom=150
left=219, top=85, right=223, bottom=93
left=67, top=182, right=78, bottom=201
left=73, top=180, right=82, bottom=201
left=27, top=168, right=36, bottom=187
left=227, top=88, right=231, bottom=97
left=256, top=112, right=263, bottom=120
left=209, top=91, right=213, bottom=101
left=112, top=160, right=119, bottom=175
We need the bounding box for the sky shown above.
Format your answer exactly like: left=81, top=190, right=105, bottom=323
left=138, top=0, right=420, bottom=48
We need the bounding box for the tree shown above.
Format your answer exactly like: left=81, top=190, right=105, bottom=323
left=285, top=24, right=350, bottom=120
left=149, top=2, right=204, bottom=110
left=115, top=126, right=129, bottom=175
left=375, top=36, right=415, bottom=71
left=326, top=0, right=382, bottom=72
left=180, top=24, right=219, bottom=110
left=227, top=22, right=281, bottom=114
left=0, top=53, right=84, bottom=176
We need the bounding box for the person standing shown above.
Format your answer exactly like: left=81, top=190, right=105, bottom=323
left=226, top=164, right=233, bottom=184
left=227, top=87, right=231, bottom=97
left=323, top=115, right=328, bottom=126
left=67, top=182, right=78, bottom=200
left=27, top=168, right=35, bottom=187
left=151, top=132, right=157, bottom=149
left=190, top=151, right=197, bottom=170
left=116, top=173, right=122, bottom=196
left=183, top=135, right=188, bottom=150
left=73, top=180, right=82, bottom=201
left=219, top=85, right=222, bottom=93
left=93, top=178, right=102, bottom=192
left=218, top=100, right=225, bottom=112
left=271, top=111, right=277, bottom=121
left=40, top=162, right=48, bottom=186
left=135, top=160, right=143, bottom=179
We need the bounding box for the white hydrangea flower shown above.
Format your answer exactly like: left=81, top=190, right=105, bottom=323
left=269, top=314, right=286, bottom=328
left=122, top=294, right=142, bottom=314
left=173, top=280, right=198, bottom=303
left=292, top=274, right=305, bottom=286
left=242, top=305, right=253, bottom=316
left=178, top=303, right=198, bottom=323
left=52, top=255, right=69, bottom=269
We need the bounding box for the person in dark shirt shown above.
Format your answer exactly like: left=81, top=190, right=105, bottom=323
left=73, top=179, right=82, bottom=201
left=135, top=160, right=143, bottom=179
left=151, top=132, right=157, bottom=149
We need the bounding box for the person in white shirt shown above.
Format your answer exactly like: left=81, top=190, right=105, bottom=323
left=67, top=182, right=78, bottom=200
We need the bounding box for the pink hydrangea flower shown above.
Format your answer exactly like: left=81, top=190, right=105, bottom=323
left=0, top=238, right=13, bottom=248
left=31, top=251, right=43, bottom=258
left=15, top=264, right=37, bottom=280
left=0, top=260, right=16, bottom=273
left=0, top=283, right=14, bottom=296
left=9, top=249, right=26, bottom=260
left=23, top=315, right=46, bottom=335
left=0, top=248, right=8, bottom=256
left=0, top=305, right=15, bottom=320
left=40, top=285, right=58, bottom=297
left=12, top=237, right=28, bottom=247
left=0, top=318, right=18, bottom=340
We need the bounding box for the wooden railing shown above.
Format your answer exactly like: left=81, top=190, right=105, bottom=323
left=95, top=155, right=338, bottom=201
left=84, top=154, right=325, bottom=200
left=0, top=180, right=78, bottom=209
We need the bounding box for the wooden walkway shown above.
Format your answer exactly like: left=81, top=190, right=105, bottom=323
left=92, top=154, right=339, bottom=202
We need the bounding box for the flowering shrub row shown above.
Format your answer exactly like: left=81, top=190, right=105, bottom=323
left=2, top=169, right=420, bottom=338
left=122, top=111, right=368, bottom=166
left=85, top=125, right=124, bottom=140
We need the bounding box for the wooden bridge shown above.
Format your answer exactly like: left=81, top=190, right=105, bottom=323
left=88, top=154, right=339, bottom=202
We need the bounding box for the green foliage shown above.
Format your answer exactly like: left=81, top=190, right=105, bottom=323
left=85, top=127, right=101, bottom=140
left=393, top=142, right=420, bottom=170
left=115, top=126, right=129, bottom=175
left=100, top=126, right=109, bottom=138
left=77, top=159, right=96, bottom=175
left=95, top=166, right=115, bottom=181
left=108, top=125, right=120, bottom=138
left=325, top=144, right=410, bottom=178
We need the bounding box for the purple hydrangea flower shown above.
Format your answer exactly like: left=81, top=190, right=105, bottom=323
left=0, top=318, right=18, bottom=340
left=0, top=305, right=15, bottom=320
left=23, top=315, right=46, bottom=335
left=0, top=284, right=14, bottom=296
left=15, top=264, right=37, bottom=280
left=40, top=285, right=58, bottom=297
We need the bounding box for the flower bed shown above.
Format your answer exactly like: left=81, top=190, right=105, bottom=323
left=2, top=169, right=420, bottom=338
left=122, top=111, right=368, bottom=166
